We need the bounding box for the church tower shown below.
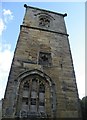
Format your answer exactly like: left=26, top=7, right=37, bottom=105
left=2, top=4, right=81, bottom=119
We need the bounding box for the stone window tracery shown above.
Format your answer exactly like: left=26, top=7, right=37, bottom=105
left=16, top=72, right=56, bottom=118
left=23, top=81, right=29, bottom=89
left=39, top=16, right=50, bottom=27
left=17, top=76, right=46, bottom=118
left=38, top=52, right=52, bottom=66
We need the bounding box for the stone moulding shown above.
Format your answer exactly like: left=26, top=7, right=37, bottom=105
left=14, top=69, right=57, bottom=118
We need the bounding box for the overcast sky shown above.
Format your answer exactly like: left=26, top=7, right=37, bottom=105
left=0, top=1, right=85, bottom=100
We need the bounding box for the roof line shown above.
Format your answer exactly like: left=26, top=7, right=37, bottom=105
left=24, top=4, right=67, bottom=17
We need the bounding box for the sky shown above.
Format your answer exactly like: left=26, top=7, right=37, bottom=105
left=86, top=1, right=87, bottom=99
left=0, top=1, right=85, bottom=100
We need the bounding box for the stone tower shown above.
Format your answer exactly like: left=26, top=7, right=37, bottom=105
left=2, top=4, right=81, bottom=119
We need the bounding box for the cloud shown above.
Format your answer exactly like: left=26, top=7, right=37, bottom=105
left=0, top=8, right=14, bottom=99
left=0, top=9, right=14, bottom=37
left=3, top=9, right=14, bottom=23
left=0, top=43, right=14, bottom=99
left=3, top=9, right=13, bottom=16
left=0, top=18, right=6, bottom=36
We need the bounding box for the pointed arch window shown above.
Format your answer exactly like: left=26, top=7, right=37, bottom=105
left=16, top=73, right=56, bottom=118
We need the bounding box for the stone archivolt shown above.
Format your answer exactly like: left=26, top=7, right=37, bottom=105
left=14, top=69, right=56, bottom=118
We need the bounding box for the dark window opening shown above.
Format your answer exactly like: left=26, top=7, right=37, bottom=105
left=39, top=101, right=45, bottom=106
left=31, top=98, right=36, bottom=105
left=41, top=54, right=48, bottom=61
left=22, top=98, right=28, bottom=105
left=38, top=52, right=52, bottom=66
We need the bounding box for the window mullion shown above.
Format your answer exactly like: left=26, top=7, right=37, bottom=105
left=37, top=78, right=39, bottom=112
left=28, top=79, right=32, bottom=112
